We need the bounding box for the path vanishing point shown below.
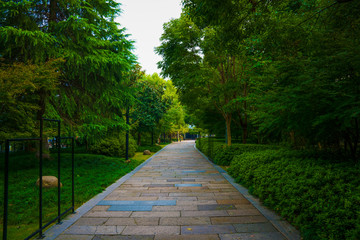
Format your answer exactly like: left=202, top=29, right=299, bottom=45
left=45, top=140, right=301, bottom=240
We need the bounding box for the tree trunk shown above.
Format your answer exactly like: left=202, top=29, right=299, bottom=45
left=225, top=114, right=232, bottom=146
left=151, top=130, right=154, bottom=145
left=49, top=0, right=57, bottom=23
left=177, top=131, right=180, bottom=142
left=242, top=125, right=248, bottom=144
left=137, top=132, right=141, bottom=146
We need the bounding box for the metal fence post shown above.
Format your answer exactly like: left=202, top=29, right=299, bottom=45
left=72, top=137, right=75, bottom=213
left=3, top=140, right=9, bottom=240
left=39, top=118, right=44, bottom=238
left=57, top=121, right=61, bottom=223
left=126, top=106, right=129, bottom=160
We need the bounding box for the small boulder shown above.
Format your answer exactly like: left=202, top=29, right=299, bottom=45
left=143, top=150, right=151, bottom=155
left=36, top=176, right=62, bottom=188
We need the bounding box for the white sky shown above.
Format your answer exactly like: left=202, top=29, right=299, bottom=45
left=116, top=0, right=182, bottom=75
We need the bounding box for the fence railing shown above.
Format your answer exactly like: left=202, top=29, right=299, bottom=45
left=2, top=118, right=75, bottom=240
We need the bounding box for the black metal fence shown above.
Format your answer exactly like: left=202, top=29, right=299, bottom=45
left=2, top=118, right=75, bottom=240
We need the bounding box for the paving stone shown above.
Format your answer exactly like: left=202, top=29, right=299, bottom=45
left=108, top=205, right=153, bottom=211
left=198, top=204, right=236, bottom=211
left=91, top=206, right=110, bottom=211
left=167, top=179, right=196, bottom=182
left=217, top=199, right=251, bottom=205
left=93, top=236, right=154, bottom=240
left=175, top=184, right=202, bottom=187
left=182, top=170, right=206, bottom=173
left=56, top=235, right=94, bottom=240
left=177, top=200, right=217, bottom=205
left=219, top=232, right=286, bottom=240
left=158, top=196, right=197, bottom=201
left=131, top=211, right=180, bottom=218
left=144, top=184, right=174, bottom=187
left=85, top=211, right=132, bottom=218
left=152, top=205, right=198, bottom=211
left=181, top=210, right=229, bottom=217
left=159, top=217, right=211, bottom=225
left=214, top=192, right=242, bottom=196
left=111, top=197, right=159, bottom=201
left=122, top=226, right=180, bottom=235
left=95, top=226, right=121, bottom=234
left=98, top=200, right=176, bottom=206
left=134, top=217, right=160, bottom=226
left=211, top=216, right=268, bottom=224
left=227, top=209, right=261, bottom=216
left=155, top=235, right=220, bottom=240
left=234, top=223, right=278, bottom=232
left=181, top=225, right=236, bottom=234
left=65, top=226, right=97, bottom=235
left=140, top=193, right=169, bottom=197
left=74, top=218, right=108, bottom=226
left=104, top=218, right=136, bottom=226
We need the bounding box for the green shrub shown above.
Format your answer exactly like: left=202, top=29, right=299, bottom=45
left=136, top=145, right=163, bottom=153
left=196, top=138, right=224, bottom=160
left=90, top=136, right=136, bottom=157
left=228, top=149, right=360, bottom=240
left=196, top=138, right=277, bottom=165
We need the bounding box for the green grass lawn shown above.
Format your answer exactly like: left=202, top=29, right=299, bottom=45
left=0, top=149, right=158, bottom=239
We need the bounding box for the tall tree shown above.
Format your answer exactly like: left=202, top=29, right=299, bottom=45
left=0, top=0, right=136, bottom=140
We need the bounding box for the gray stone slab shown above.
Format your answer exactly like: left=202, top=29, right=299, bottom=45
left=74, top=218, right=108, bottom=226
left=175, top=184, right=202, bottom=187
left=181, top=210, right=229, bottom=217
left=55, top=235, right=94, bottom=240
left=234, top=223, right=278, bottom=233
left=93, top=236, right=154, bottom=240
left=167, top=179, right=196, bottom=182
left=155, top=235, right=220, bottom=240
left=98, top=200, right=176, bottom=206
left=122, top=226, right=180, bottom=235
left=198, top=204, right=236, bottom=211
left=84, top=211, right=132, bottom=218
left=181, top=225, right=236, bottom=234
left=219, top=232, right=286, bottom=240
left=131, top=211, right=180, bottom=218
left=159, top=217, right=211, bottom=225
left=144, top=184, right=174, bottom=187
left=64, top=226, right=97, bottom=235
left=108, top=205, right=153, bottom=211
left=95, top=226, right=122, bottom=234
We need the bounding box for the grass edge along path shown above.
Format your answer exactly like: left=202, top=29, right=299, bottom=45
left=0, top=146, right=164, bottom=240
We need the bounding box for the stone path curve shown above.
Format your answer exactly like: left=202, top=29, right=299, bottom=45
left=45, top=140, right=300, bottom=240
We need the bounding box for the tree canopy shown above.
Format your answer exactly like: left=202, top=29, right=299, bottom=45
left=157, top=0, right=360, bottom=158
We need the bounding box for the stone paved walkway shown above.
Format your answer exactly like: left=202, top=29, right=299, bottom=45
left=49, top=141, right=300, bottom=240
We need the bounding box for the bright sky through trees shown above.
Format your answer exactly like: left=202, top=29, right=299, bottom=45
left=116, top=0, right=182, bottom=75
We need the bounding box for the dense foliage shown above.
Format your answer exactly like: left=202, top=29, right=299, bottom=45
left=0, top=0, right=136, bottom=142
left=197, top=138, right=360, bottom=239
left=228, top=149, right=360, bottom=240
left=158, top=0, right=360, bottom=158
left=89, top=136, right=136, bottom=158
left=196, top=138, right=277, bottom=165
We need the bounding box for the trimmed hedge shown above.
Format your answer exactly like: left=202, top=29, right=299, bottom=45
left=90, top=136, right=136, bottom=158
left=196, top=138, right=277, bottom=165
left=228, top=149, right=360, bottom=240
